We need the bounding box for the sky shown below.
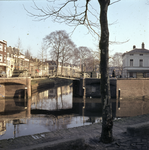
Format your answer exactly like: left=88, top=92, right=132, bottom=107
left=0, top=0, right=149, bottom=59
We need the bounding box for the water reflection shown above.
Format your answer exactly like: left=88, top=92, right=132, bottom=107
left=1, top=84, right=149, bottom=140
left=31, top=85, right=72, bottom=110
left=115, top=98, right=149, bottom=117
left=0, top=98, right=31, bottom=138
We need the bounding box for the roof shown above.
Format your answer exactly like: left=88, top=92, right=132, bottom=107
left=46, top=60, right=56, bottom=65
left=123, top=48, right=149, bottom=57
left=0, top=40, right=7, bottom=44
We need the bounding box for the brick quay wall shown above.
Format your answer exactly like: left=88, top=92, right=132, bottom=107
left=117, top=78, right=149, bottom=99
left=73, top=78, right=149, bottom=100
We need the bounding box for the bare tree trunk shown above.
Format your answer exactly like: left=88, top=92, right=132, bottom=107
left=99, top=0, right=113, bottom=143
left=56, top=58, right=58, bottom=76
left=61, top=61, right=64, bottom=76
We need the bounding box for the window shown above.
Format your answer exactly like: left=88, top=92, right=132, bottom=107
left=0, top=54, right=3, bottom=62
left=7, top=60, right=10, bottom=66
left=139, top=59, right=143, bottom=67
left=130, top=54, right=133, bottom=56
left=130, top=72, right=133, bottom=78
left=140, top=54, right=143, bottom=56
left=4, top=46, right=6, bottom=52
left=130, top=59, right=133, bottom=66
left=0, top=43, right=3, bottom=51
left=7, top=53, right=9, bottom=57
left=4, top=55, right=6, bottom=63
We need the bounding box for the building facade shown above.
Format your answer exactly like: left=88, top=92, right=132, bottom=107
left=6, top=46, right=15, bottom=77
left=45, top=60, right=57, bottom=76
left=122, top=43, right=149, bottom=78
left=0, top=40, right=7, bottom=74
left=1, top=39, right=81, bottom=78
left=6, top=46, right=30, bottom=77
left=29, top=58, right=49, bottom=77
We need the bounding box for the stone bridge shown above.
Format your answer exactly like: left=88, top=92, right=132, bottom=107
left=0, top=77, right=31, bottom=99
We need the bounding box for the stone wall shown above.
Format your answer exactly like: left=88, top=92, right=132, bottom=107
left=117, top=78, right=149, bottom=99
left=73, top=78, right=149, bottom=99
left=115, top=99, right=149, bottom=118
left=0, top=77, right=31, bottom=99
left=73, top=78, right=117, bottom=98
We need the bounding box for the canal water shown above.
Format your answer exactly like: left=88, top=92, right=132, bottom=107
left=0, top=83, right=149, bottom=140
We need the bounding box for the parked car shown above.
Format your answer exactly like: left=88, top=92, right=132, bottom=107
left=0, top=71, right=7, bottom=77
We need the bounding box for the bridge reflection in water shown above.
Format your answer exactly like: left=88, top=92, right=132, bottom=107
left=0, top=84, right=149, bottom=140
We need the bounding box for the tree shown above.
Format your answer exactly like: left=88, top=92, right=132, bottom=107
left=89, top=49, right=100, bottom=72
left=15, top=37, right=23, bottom=54
left=59, top=32, right=75, bottom=76
left=25, top=47, right=32, bottom=59
left=71, top=48, right=80, bottom=66
left=44, top=30, right=74, bottom=76
left=99, top=1, right=113, bottom=143
left=36, top=43, right=47, bottom=77
left=44, top=30, right=62, bottom=76
left=38, top=42, right=47, bottom=62
left=74, top=46, right=91, bottom=72
left=110, top=52, right=123, bottom=76
left=25, top=0, right=121, bottom=143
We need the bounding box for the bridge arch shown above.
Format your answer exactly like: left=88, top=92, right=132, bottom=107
left=0, top=77, right=31, bottom=98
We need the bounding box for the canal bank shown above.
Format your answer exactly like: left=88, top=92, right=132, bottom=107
left=0, top=113, right=149, bottom=150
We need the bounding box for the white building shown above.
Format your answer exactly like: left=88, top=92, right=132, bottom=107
left=122, top=43, right=149, bottom=78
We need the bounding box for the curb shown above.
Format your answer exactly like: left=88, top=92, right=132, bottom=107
left=12, top=138, right=88, bottom=150
left=127, top=121, right=149, bottom=136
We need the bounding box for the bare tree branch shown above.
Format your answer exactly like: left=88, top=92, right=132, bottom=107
left=110, top=0, right=121, bottom=5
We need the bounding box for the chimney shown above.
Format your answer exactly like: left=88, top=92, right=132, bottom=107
left=133, top=45, right=136, bottom=49
left=3, top=40, right=7, bottom=44
left=142, top=42, right=144, bottom=49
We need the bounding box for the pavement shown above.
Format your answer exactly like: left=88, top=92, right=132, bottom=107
left=0, top=113, right=149, bottom=150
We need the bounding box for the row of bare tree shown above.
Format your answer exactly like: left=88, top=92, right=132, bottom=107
left=16, top=35, right=122, bottom=76
left=16, top=34, right=122, bottom=78
left=43, top=30, right=100, bottom=75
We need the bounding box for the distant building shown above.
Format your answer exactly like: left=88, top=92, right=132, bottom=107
left=109, top=67, right=122, bottom=78
left=6, top=46, right=29, bottom=77
left=45, top=60, right=57, bottom=76
left=29, top=58, right=49, bottom=77
left=122, top=42, right=149, bottom=78
left=29, top=58, right=42, bottom=77
left=6, top=46, right=15, bottom=77
left=45, top=60, right=81, bottom=77
left=0, top=40, right=7, bottom=74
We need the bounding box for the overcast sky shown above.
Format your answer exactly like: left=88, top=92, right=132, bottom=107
left=0, top=0, right=149, bottom=59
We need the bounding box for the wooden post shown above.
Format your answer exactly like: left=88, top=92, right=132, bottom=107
left=118, top=88, right=121, bottom=110
left=24, top=87, right=27, bottom=100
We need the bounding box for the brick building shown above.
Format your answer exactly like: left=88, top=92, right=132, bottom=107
left=0, top=40, right=7, bottom=74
